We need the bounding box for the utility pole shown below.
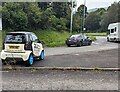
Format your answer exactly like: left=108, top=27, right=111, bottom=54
left=83, top=0, right=86, bottom=32
left=0, top=2, right=2, bottom=31
left=70, top=0, right=73, bottom=36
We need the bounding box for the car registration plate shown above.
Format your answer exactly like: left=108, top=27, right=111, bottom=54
left=9, top=46, right=19, bottom=49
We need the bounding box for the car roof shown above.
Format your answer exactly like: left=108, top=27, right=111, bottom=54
left=71, top=34, right=84, bottom=36
left=7, top=31, right=34, bottom=35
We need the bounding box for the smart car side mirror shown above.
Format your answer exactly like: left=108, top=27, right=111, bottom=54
left=38, top=40, right=41, bottom=43
left=34, top=39, right=41, bottom=43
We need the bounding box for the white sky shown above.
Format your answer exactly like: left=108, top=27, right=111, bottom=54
left=76, top=0, right=118, bottom=10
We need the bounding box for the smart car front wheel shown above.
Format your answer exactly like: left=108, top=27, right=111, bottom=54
left=40, top=51, right=44, bottom=60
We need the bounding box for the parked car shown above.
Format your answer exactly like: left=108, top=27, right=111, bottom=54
left=1, top=32, right=44, bottom=66
left=66, top=34, right=92, bottom=47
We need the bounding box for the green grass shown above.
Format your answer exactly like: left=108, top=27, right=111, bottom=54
left=33, top=30, right=70, bottom=47
left=85, top=33, right=107, bottom=36
left=88, top=36, right=96, bottom=41
left=2, top=30, right=97, bottom=47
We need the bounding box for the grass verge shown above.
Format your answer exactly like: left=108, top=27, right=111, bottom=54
left=85, top=33, right=107, bottom=36
left=88, top=36, right=96, bottom=41
left=33, top=30, right=70, bottom=47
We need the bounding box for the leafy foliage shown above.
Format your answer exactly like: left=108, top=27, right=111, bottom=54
left=2, top=2, right=71, bottom=31
left=77, top=4, right=87, bottom=17
left=100, top=2, right=120, bottom=31
left=2, top=3, right=28, bottom=30
left=85, top=12, right=100, bottom=31
left=2, top=2, right=119, bottom=33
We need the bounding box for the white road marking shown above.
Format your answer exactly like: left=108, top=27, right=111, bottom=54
left=0, top=71, right=9, bottom=73
left=73, top=54, right=80, bottom=56
left=92, top=42, right=100, bottom=45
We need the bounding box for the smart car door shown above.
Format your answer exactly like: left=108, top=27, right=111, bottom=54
left=29, top=34, right=38, bottom=56
left=31, top=33, right=42, bottom=56
left=34, top=39, right=43, bottom=56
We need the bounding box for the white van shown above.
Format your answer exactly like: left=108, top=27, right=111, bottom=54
left=107, top=22, right=120, bottom=42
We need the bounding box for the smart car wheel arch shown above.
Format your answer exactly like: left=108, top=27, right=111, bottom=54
left=25, top=53, right=34, bottom=66
left=40, top=50, right=44, bottom=60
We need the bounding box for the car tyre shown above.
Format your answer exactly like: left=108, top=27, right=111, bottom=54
left=114, top=38, right=117, bottom=42
left=1, top=59, right=6, bottom=65
left=107, top=37, right=109, bottom=42
left=77, top=41, right=82, bottom=47
left=25, top=54, right=34, bottom=66
left=40, top=50, right=44, bottom=60
left=67, top=44, right=70, bottom=47
left=88, top=41, right=92, bottom=45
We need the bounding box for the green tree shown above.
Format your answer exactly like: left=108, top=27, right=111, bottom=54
left=55, top=18, right=67, bottom=31
left=21, top=3, right=42, bottom=29
left=41, top=6, right=55, bottom=29
left=2, top=3, right=28, bottom=30
left=101, top=2, right=119, bottom=31
left=77, top=4, right=87, bottom=32
left=2, top=2, right=74, bottom=32
left=38, top=2, right=50, bottom=10
left=85, top=12, right=100, bottom=31
left=52, top=2, right=69, bottom=18
left=95, top=8, right=106, bottom=16
left=77, top=4, right=87, bottom=17
left=73, top=12, right=81, bottom=32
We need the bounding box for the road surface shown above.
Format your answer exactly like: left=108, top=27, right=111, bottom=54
left=2, top=70, right=118, bottom=90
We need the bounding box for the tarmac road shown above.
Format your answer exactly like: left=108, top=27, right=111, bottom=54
left=2, top=70, right=118, bottom=90
left=33, top=48, right=118, bottom=68
left=6, top=48, right=117, bottom=68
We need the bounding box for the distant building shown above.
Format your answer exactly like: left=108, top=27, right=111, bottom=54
left=0, top=18, right=2, bottom=30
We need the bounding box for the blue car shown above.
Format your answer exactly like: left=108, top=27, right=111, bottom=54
left=66, top=34, right=92, bottom=47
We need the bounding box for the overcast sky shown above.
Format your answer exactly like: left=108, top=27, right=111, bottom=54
left=76, top=0, right=118, bottom=10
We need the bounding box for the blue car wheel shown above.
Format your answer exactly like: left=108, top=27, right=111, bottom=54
left=26, top=54, right=34, bottom=66
left=29, top=54, right=34, bottom=65
left=40, top=51, right=44, bottom=60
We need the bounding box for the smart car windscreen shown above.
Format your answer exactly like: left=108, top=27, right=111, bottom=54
left=5, top=33, right=26, bottom=44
